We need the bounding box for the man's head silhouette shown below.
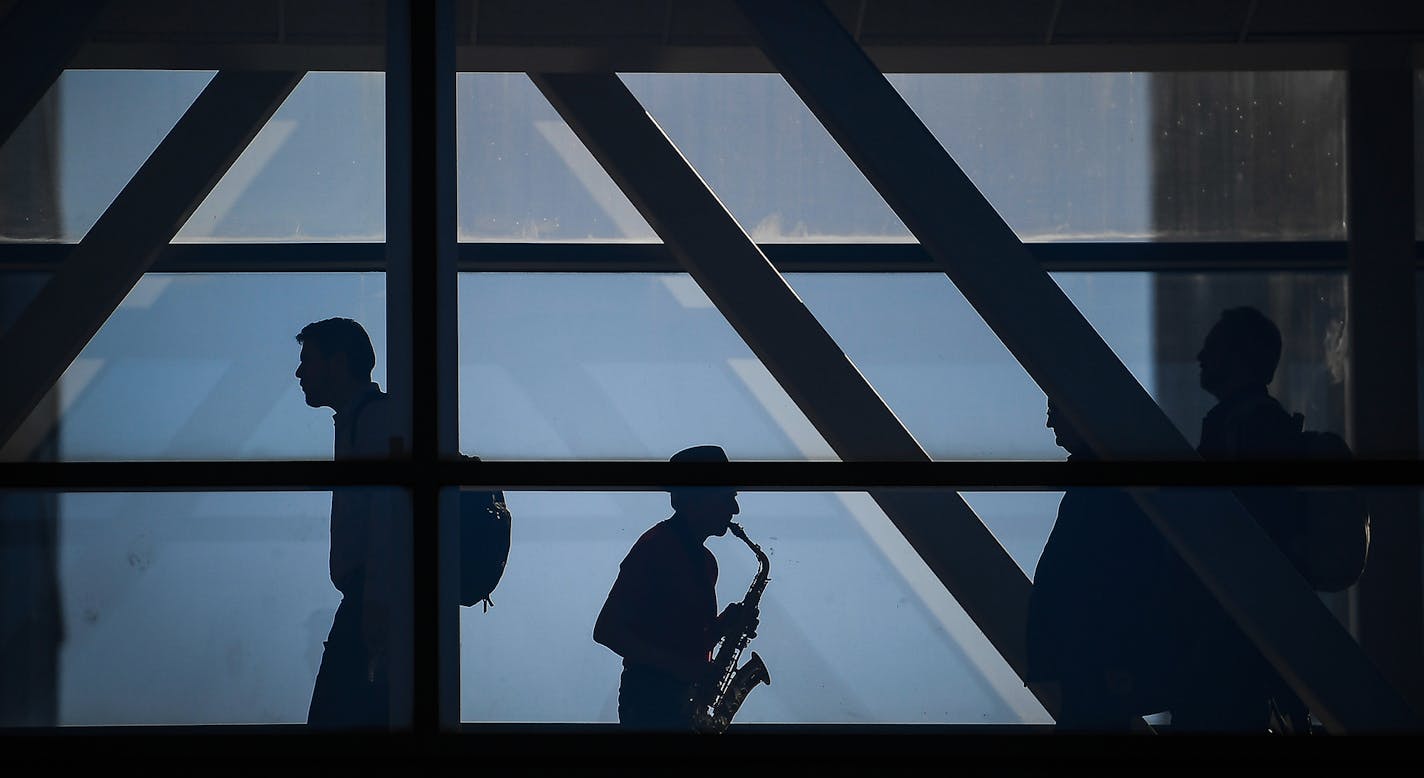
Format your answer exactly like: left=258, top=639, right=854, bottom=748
left=668, top=445, right=740, bottom=539
left=295, top=318, right=376, bottom=410
left=1197, top=306, right=1281, bottom=402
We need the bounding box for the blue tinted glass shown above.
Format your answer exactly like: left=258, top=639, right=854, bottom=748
left=176, top=73, right=386, bottom=242
left=623, top=73, right=909, bottom=242
left=458, top=273, right=814, bottom=460
left=14, top=269, right=1343, bottom=463
left=0, top=70, right=213, bottom=243
left=0, top=71, right=385, bottom=244
left=46, top=490, right=405, bottom=726
left=888, top=73, right=1153, bottom=241
left=3, top=273, right=387, bottom=462
left=457, top=272, right=1158, bottom=461
left=461, top=72, right=1152, bottom=243
left=457, top=73, right=655, bottom=242
left=789, top=272, right=1156, bottom=460
left=966, top=491, right=1064, bottom=580
left=461, top=490, right=1050, bottom=725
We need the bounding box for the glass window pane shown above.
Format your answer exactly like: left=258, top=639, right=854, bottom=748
left=890, top=73, right=1153, bottom=241
left=0, top=70, right=386, bottom=245
left=1147, top=71, right=1345, bottom=241
left=622, top=73, right=1157, bottom=242
left=1, top=273, right=388, bottom=462
left=967, top=491, right=1063, bottom=580
left=623, top=73, right=910, bottom=242
left=453, top=71, right=1344, bottom=246
left=462, top=485, right=1372, bottom=727
left=0, top=70, right=214, bottom=243
left=14, top=484, right=1369, bottom=729
left=175, top=73, right=386, bottom=243
left=458, top=273, right=822, bottom=460
left=789, top=272, right=1156, bottom=460
left=798, top=270, right=1347, bottom=458
left=461, top=489, right=1050, bottom=725
left=0, top=489, right=410, bottom=727
left=460, top=271, right=1347, bottom=461
left=625, top=71, right=1343, bottom=244
left=457, top=73, right=656, bottom=242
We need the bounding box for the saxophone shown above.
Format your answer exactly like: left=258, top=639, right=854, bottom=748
left=689, top=521, right=771, bottom=733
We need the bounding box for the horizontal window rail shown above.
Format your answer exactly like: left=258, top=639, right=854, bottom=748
left=58, top=40, right=1424, bottom=75
left=1, top=241, right=1415, bottom=274
left=0, top=721, right=1278, bottom=762
left=2, top=459, right=1421, bottom=491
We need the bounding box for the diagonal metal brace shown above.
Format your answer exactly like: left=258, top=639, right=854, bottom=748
left=531, top=71, right=1057, bottom=718
left=734, top=0, right=1420, bottom=732
left=0, top=70, right=303, bottom=450
left=0, top=0, right=111, bottom=148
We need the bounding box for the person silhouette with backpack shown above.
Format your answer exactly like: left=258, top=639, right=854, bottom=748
left=295, top=317, right=411, bottom=729
left=1164, top=306, right=1368, bottom=733
left=295, top=318, right=513, bottom=730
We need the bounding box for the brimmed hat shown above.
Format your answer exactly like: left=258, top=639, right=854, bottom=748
left=669, top=444, right=729, bottom=464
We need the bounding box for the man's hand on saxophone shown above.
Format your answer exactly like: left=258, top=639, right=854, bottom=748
left=715, top=602, right=759, bottom=642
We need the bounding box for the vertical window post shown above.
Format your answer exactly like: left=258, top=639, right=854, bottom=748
left=1346, top=42, right=1423, bottom=711
left=388, top=0, right=460, bottom=734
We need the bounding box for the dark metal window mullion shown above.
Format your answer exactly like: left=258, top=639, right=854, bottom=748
left=1345, top=44, right=1424, bottom=712
left=396, top=0, right=454, bottom=737
left=1, top=460, right=1422, bottom=491
left=9, top=240, right=1423, bottom=274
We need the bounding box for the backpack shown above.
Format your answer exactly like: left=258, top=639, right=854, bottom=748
left=350, top=393, right=513, bottom=609
left=1284, top=417, right=1371, bottom=593
left=458, top=457, right=512, bottom=609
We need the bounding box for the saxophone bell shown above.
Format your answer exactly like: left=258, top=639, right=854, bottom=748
left=733, top=651, right=771, bottom=691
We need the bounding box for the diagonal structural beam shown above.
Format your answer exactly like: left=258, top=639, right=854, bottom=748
left=531, top=71, right=1059, bottom=720
left=0, top=70, right=303, bottom=450
left=0, top=0, right=111, bottom=148
left=734, top=0, right=1420, bottom=732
